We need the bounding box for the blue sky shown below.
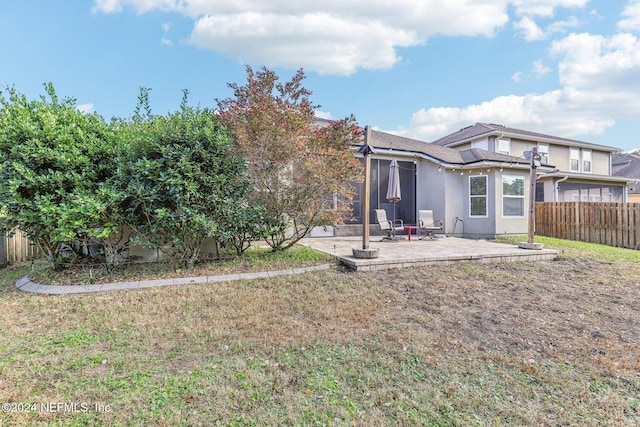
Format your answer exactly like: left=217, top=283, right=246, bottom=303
left=2, top=1, right=640, bottom=151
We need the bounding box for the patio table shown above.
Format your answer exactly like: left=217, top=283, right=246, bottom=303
left=404, top=225, right=419, bottom=241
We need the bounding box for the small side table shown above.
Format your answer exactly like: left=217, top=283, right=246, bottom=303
left=404, top=225, right=419, bottom=241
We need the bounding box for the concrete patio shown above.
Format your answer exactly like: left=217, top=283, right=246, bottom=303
left=300, top=235, right=558, bottom=271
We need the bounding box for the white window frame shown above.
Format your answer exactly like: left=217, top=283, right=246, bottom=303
left=570, top=148, right=580, bottom=172
left=502, top=174, right=525, bottom=217
left=496, top=138, right=511, bottom=155
left=469, top=175, right=488, bottom=218
left=538, top=143, right=549, bottom=165
left=583, top=149, right=592, bottom=173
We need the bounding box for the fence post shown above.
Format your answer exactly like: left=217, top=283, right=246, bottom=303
left=0, top=233, right=6, bottom=269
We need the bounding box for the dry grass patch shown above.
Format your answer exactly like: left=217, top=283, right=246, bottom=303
left=30, top=245, right=332, bottom=286
left=0, top=239, right=639, bottom=426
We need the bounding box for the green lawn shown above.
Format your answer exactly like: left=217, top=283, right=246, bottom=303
left=1, top=239, right=639, bottom=426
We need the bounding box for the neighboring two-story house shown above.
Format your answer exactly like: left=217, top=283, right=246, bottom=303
left=431, top=123, right=631, bottom=203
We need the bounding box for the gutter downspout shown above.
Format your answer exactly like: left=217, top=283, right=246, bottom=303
left=555, top=176, right=569, bottom=202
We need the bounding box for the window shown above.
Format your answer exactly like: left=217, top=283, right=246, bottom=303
left=538, top=143, right=549, bottom=164
left=496, top=138, right=511, bottom=155
left=502, top=175, right=525, bottom=216
left=583, top=150, right=592, bottom=173
left=557, top=183, right=625, bottom=202
left=469, top=176, right=488, bottom=217
left=570, top=148, right=580, bottom=172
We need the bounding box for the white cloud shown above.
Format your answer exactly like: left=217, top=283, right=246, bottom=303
left=510, top=0, right=588, bottom=18
left=77, top=103, right=95, bottom=114
left=91, top=0, right=596, bottom=75
left=160, top=22, right=174, bottom=45
left=532, top=60, right=551, bottom=77
left=618, top=0, right=640, bottom=32
left=401, top=89, right=615, bottom=142
left=550, top=32, right=640, bottom=95
left=93, top=0, right=513, bottom=75
left=547, top=16, right=579, bottom=34
left=184, top=1, right=513, bottom=75
left=514, top=15, right=579, bottom=40
left=401, top=30, right=640, bottom=142
left=91, top=0, right=636, bottom=145
left=92, top=0, right=177, bottom=14
left=189, top=12, right=418, bottom=75
left=514, top=16, right=545, bottom=41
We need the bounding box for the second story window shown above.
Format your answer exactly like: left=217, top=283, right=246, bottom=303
left=496, top=138, right=511, bottom=155
left=538, top=143, right=549, bottom=164
left=583, top=150, right=592, bottom=173
left=570, top=148, right=580, bottom=172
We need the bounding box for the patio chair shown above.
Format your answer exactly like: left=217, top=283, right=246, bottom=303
left=418, top=210, right=443, bottom=240
left=375, top=209, right=404, bottom=240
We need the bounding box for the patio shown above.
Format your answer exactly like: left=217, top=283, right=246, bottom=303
left=300, top=235, right=558, bottom=271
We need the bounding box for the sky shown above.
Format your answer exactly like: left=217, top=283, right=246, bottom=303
left=2, top=1, right=640, bottom=152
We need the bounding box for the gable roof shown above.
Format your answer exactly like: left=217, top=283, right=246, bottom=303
left=431, top=122, right=620, bottom=152
left=612, top=154, right=640, bottom=178
left=612, top=154, right=640, bottom=194
left=366, top=128, right=531, bottom=167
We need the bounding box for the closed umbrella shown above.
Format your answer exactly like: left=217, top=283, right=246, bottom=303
left=386, top=159, right=401, bottom=220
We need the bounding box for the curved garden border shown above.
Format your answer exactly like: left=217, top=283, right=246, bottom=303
left=15, top=264, right=331, bottom=295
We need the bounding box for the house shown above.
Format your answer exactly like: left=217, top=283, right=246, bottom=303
left=431, top=123, right=631, bottom=203
left=336, top=123, right=633, bottom=239
left=612, top=154, right=640, bottom=202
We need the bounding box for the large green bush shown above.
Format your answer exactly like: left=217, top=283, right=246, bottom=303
left=0, top=83, right=120, bottom=268
left=0, top=85, right=261, bottom=269
left=115, top=89, right=254, bottom=265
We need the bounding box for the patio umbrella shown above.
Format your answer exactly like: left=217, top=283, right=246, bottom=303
left=386, top=159, right=401, bottom=220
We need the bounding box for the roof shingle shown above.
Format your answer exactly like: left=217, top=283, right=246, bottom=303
left=367, top=128, right=529, bottom=166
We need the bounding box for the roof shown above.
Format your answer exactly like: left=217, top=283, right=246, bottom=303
left=612, top=154, right=640, bottom=178
left=537, top=170, right=636, bottom=185
left=612, top=154, right=640, bottom=193
left=431, top=122, right=620, bottom=152
left=366, top=128, right=531, bottom=167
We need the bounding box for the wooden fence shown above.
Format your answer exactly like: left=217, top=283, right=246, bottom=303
left=535, top=202, right=640, bottom=250
left=1, top=228, right=41, bottom=267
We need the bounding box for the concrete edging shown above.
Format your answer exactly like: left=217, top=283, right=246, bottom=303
left=15, top=264, right=332, bottom=295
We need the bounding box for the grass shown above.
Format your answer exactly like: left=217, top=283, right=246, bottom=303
left=30, top=245, right=333, bottom=286
left=1, top=239, right=639, bottom=426
left=493, top=234, right=640, bottom=263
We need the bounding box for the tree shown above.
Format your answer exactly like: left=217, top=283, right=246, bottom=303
left=216, top=66, right=362, bottom=250
left=116, top=89, right=252, bottom=266
left=0, top=83, right=120, bottom=269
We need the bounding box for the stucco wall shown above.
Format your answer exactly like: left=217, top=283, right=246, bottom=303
left=462, top=173, right=497, bottom=238
left=443, top=169, right=465, bottom=236
left=592, top=150, right=611, bottom=175
left=416, top=161, right=447, bottom=233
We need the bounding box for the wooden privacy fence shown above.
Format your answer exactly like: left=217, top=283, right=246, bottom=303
left=1, top=228, right=41, bottom=267
left=536, top=202, right=640, bottom=250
